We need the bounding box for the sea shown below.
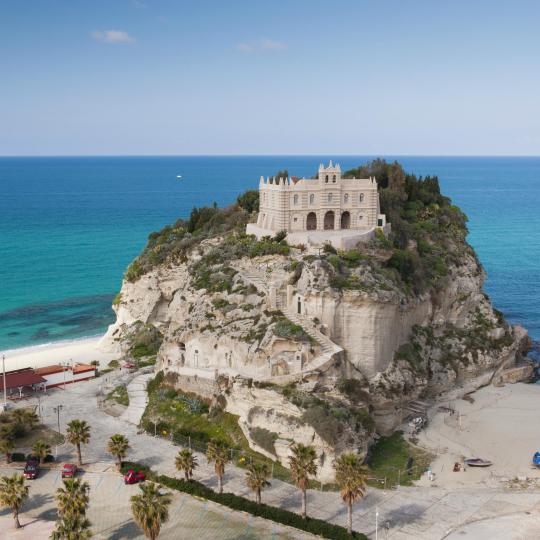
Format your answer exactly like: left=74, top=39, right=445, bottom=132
left=1, top=156, right=540, bottom=354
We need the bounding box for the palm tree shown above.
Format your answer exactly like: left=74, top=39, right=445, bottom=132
left=245, top=462, right=271, bottom=504
left=131, top=482, right=172, bottom=540
left=0, top=437, right=15, bottom=464
left=0, top=474, right=29, bottom=529
left=32, top=440, right=51, bottom=464
left=51, top=514, right=92, bottom=540
left=206, top=439, right=230, bottom=494
left=11, top=408, right=38, bottom=433
left=107, top=434, right=130, bottom=469
left=55, top=479, right=90, bottom=518
left=334, top=453, right=369, bottom=534
left=288, top=443, right=318, bottom=519
left=65, top=420, right=90, bottom=466
left=175, top=448, right=198, bottom=481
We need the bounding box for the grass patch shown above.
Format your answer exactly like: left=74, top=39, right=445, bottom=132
left=367, top=431, right=432, bottom=487
left=107, top=385, right=129, bottom=407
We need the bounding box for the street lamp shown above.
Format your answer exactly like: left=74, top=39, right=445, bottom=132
left=53, top=404, right=64, bottom=434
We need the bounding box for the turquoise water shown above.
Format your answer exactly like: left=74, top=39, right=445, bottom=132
left=1, top=156, right=540, bottom=351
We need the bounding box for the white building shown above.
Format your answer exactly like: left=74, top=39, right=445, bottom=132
left=246, top=161, right=388, bottom=249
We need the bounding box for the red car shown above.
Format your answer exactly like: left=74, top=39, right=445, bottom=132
left=122, top=361, right=135, bottom=369
left=24, top=460, right=39, bottom=480
left=124, top=470, right=145, bottom=484
left=61, top=463, right=78, bottom=478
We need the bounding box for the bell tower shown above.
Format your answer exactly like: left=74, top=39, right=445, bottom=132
left=318, top=160, right=341, bottom=185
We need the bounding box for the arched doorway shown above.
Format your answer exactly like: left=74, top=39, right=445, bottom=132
left=306, top=212, right=317, bottom=230
left=341, top=211, right=351, bottom=229
left=324, top=211, right=335, bottom=230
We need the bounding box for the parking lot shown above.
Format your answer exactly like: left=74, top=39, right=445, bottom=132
left=0, top=465, right=313, bottom=539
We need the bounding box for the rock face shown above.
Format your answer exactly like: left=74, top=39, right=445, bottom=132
left=102, top=235, right=531, bottom=481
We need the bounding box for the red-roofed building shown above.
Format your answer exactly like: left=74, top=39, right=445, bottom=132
left=34, top=363, right=96, bottom=389
left=0, top=368, right=46, bottom=398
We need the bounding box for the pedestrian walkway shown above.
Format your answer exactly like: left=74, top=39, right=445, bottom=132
left=120, top=371, right=154, bottom=425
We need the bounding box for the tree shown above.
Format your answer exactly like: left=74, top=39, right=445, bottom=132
left=55, top=479, right=90, bottom=518
left=237, top=189, right=259, bottom=214
left=0, top=437, right=15, bottom=464
left=245, top=462, right=271, bottom=504
left=206, top=439, right=230, bottom=494
left=175, top=448, right=198, bottom=481
left=11, top=408, right=38, bottom=434
left=288, top=443, right=317, bottom=519
left=65, top=420, right=90, bottom=466
left=131, top=482, right=172, bottom=540
left=51, top=514, right=92, bottom=540
left=334, top=453, right=369, bottom=534
left=107, top=434, right=130, bottom=470
left=0, top=474, right=29, bottom=529
left=52, top=478, right=92, bottom=539
left=32, top=440, right=51, bottom=464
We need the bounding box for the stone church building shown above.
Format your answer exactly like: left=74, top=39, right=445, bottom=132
left=246, top=161, right=388, bottom=248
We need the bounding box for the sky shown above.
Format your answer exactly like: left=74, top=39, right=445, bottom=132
left=1, top=0, right=539, bottom=156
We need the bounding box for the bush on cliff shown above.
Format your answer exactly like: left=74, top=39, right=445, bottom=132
left=341, top=159, right=469, bottom=295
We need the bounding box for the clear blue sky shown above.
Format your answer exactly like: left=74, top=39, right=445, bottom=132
left=1, top=0, right=539, bottom=155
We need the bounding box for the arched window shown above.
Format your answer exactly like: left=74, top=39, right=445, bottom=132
left=359, top=193, right=365, bottom=203
left=332, top=175, right=336, bottom=183
left=327, top=193, right=333, bottom=203
left=293, top=194, right=298, bottom=205
left=325, top=175, right=329, bottom=183
left=344, top=193, right=349, bottom=204
left=309, top=194, right=315, bottom=204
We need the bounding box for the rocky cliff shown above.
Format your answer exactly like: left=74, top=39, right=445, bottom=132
left=101, top=160, right=532, bottom=481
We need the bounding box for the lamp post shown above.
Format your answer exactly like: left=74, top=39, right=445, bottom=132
left=375, top=506, right=379, bottom=540
left=53, top=404, right=64, bottom=434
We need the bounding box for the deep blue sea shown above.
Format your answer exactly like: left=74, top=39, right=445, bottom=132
left=1, top=156, right=540, bottom=352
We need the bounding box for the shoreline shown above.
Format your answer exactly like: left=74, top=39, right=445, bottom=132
left=0, top=335, right=119, bottom=372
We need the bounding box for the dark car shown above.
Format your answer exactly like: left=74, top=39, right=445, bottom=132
left=124, top=469, right=145, bottom=485
left=61, top=463, right=78, bottom=478
left=24, top=459, right=39, bottom=480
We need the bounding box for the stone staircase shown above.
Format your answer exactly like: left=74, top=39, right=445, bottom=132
left=241, top=270, right=270, bottom=296
left=277, top=303, right=343, bottom=378
left=237, top=266, right=343, bottom=383
left=404, top=399, right=429, bottom=418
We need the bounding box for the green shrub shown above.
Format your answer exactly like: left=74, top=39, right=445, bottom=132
left=156, top=475, right=366, bottom=539
left=273, top=319, right=312, bottom=342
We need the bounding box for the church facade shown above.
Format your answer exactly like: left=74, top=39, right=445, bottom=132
left=249, top=161, right=387, bottom=236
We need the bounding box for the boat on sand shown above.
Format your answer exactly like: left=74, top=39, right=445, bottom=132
left=464, top=458, right=492, bottom=467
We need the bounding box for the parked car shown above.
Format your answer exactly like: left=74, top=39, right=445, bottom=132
left=122, top=361, right=136, bottom=369
left=61, top=463, right=78, bottom=478
left=124, top=469, right=145, bottom=485
left=24, top=459, right=39, bottom=480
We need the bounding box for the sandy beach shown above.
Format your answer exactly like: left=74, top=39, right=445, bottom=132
left=416, top=382, right=540, bottom=488
left=1, top=336, right=119, bottom=372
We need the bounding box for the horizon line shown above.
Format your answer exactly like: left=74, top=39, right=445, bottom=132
left=1, top=153, right=540, bottom=159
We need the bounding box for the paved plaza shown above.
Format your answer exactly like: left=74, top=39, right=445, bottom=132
left=0, top=466, right=309, bottom=539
